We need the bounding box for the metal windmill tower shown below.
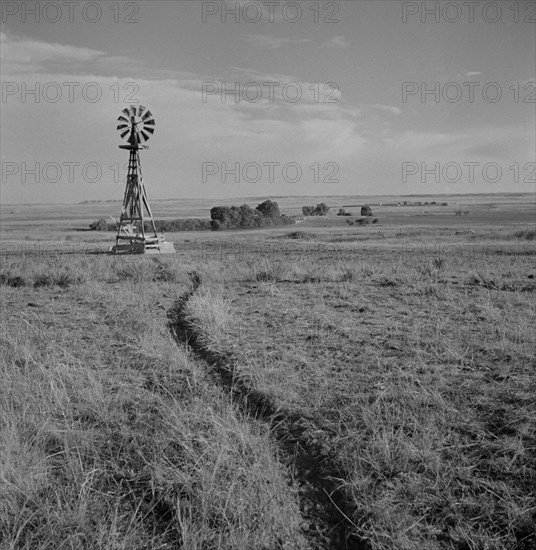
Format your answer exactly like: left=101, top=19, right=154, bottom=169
left=110, top=105, right=174, bottom=254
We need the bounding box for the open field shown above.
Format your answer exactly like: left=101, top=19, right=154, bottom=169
left=1, top=194, right=535, bottom=549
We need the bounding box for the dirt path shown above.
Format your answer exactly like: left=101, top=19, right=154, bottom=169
left=166, top=273, right=367, bottom=550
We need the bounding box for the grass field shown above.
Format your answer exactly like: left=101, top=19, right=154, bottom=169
left=1, top=194, right=535, bottom=549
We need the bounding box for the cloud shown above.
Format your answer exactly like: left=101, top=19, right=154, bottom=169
left=325, top=36, right=348, bottom=49
left=466, top=71, right=482, bottom=77
left=0, top=30, right=107, bottom=74
left=0, top=30, right=142, bottom=77
left=373, top=104, right=402, bottom=116
left=246, top=34, right=312, bottom=50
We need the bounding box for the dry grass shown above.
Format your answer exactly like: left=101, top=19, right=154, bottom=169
left=176, top=241, right=536, bottom=550
left=1, top=225, right=535, bottom=549
left=0, top=258, right=306, bottom=550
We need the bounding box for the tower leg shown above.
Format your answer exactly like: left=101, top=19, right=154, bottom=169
left=110, top=149, right=174, bottom=254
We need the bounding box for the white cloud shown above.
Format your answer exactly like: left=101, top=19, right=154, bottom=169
left=0, top=31, right=107, bottom=74
left=246, top=34, right=312, bottom=50
left=325, top=36, right=348, bottom=49
left=373, top=104, right=402, bottom=116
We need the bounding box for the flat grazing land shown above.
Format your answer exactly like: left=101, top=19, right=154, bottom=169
left=1, top=194, right=535, bottom=549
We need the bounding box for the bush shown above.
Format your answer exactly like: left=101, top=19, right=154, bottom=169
left=210, top=201, right=293, bottom=231
left=285, top=231, right=314, bottom=240
left=302, top=203, right=330, bottom=216
left=338, top=209, right=352, bottom=216
left=256, top=200, right=280, bottom=218
left=356, top=218, right=371, bottom=225
left=513, top=229, right=536, bottom=240
left=361, top=205, right=373, bottom=216
left=89, top=218, right=110, bottom=231
left=0, top=272, right=27, bottom=287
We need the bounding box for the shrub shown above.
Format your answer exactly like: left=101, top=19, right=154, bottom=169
left=34, top=269, right=85, bottom=288
left=302, top=203, right=330, bottom=216
left=256, top=200, right=280, bottom=218
left=0, top=272, right=27, bottom=287
left=89, top=218, right=110, bottom=231
left=514, top=229, right=536, bottom=240
left=315, top=203, right=330, bottom=216
left=210, top=202, right=293, bottom=230
left=361, top=205, right=373, bottom=216
left=285, top=231, right=314, bottom=240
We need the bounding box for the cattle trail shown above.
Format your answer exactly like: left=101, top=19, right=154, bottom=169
left=167, top=272, right=366, bottom=550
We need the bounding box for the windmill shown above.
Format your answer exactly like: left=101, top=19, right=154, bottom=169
left=110, top=105, right=174, bottom=254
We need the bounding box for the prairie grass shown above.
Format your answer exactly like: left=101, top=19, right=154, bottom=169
left=177, top=244, right=536, bottom=550
left=0, top=257, right=306, bottom=550
left=1, top=233, right=535, bottom=549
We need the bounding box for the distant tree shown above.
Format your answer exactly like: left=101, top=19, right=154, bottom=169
left=256, top=200, right=280, bottom=218
left=237, top=204, right=256, bottom=227
left=210, top=206, right=232, bottom=226
left=361, top=205, right=373, bottom=217
left=210, top=220, right=225, bottom=231
left=302, top=203, right=330, bottom=216
left=210, top=201, right=292, bottom=230
left=314, top=203, right=330, bottom=216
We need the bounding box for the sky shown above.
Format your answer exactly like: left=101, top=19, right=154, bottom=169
left=1, top=0, right=535, bottom=203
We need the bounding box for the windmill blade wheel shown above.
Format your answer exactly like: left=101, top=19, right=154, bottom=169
left=116, top=105, right=155, bottom=143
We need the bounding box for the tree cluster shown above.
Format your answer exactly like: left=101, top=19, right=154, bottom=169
left=302, top=203, right=330, bottom=216
left=210, top=200, right=294, bottom=231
